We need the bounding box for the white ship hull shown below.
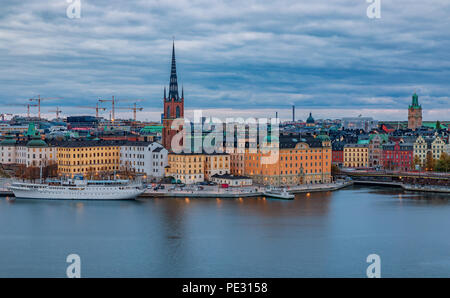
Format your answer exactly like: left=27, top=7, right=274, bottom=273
left=263, top=188, right=295, bottom=200
left=10, top=182, right=144, bottom=200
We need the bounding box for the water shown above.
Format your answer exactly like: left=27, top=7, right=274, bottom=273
left=0, top=185, right=449, bottom=277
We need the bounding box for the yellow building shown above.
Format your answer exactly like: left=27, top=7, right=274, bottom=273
left=166, top=153, right=205, bottom=184
left=57, top=141, right=121, bottom=177
left=344, top=144, right=369, bottom=168
left=204, top=153, right=230, bottom=180
left=166, top=152, right=231, bottom=184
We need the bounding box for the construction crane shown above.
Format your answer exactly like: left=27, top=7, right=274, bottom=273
left=7, top=102, right=38, bottom=118
left=48, top=107, right=62, bottom=119
left=29, top=95, right=63, bottom=119
left=99, top=96, right=116, bottom=122
left=99, top=97, right=144, bottom=122
left=116, top=103, right=143, bottom=121
left=76, top=103, right=106, bottom=118
left=0, top=113, right=12, bottom=121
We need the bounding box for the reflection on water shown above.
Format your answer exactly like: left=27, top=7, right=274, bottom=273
left=0, top=185, right=449, bottom=277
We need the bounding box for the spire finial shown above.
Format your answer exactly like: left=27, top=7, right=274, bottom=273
left=169, top=39, right=179, bottom=101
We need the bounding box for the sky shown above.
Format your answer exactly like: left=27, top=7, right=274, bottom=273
left=0, top=0, right=449, bottom=121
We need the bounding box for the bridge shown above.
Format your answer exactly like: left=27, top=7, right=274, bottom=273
left=340, top=169, right=450, bottom=188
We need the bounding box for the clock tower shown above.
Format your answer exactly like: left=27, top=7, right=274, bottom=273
left=408, top=93, right=422, bottom=131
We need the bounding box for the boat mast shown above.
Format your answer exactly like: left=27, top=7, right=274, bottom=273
left=39, top=163, right=43, bottom=183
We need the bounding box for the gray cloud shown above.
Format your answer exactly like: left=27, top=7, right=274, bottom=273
left=0, top=0, right=449, bottom=120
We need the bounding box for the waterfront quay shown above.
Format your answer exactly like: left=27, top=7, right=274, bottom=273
left=343, top=169, right=450, bottom=193
left=0, top=179, right=352, bottom=199
left=140, top=182, right=352, bottom=199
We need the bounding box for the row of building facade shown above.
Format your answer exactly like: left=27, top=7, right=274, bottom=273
left=333, top=134, right=449, bottom=171
left=0, top=127, right=333, bottom=186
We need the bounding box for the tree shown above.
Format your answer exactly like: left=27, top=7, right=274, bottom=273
left=86, top=167, right=96, bottom=180
left=435, top=152, right=450, bottom=172
left=436, top=120, right=441, bottom=130
left=15, top=164, right=26, bottom=178
left=413, top=155, right=421, bottom=170
left=425, top=151, right=435, bottom=171
left=331, top=164, right=341, bottom=176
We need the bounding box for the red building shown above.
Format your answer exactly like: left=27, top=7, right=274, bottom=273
left=382, top=142, right=414, bottom=171
left=162, top=42, right=184, bottom=151
left=332, top=141, right=344, bottom=167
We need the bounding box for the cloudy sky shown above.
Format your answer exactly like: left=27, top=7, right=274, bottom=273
left=0, top=0, right=449, bottom=121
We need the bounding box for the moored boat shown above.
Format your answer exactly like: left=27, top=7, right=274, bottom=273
left=263, top=187, right=295, bottom=200
left=9, top=179, right=144, bottom=200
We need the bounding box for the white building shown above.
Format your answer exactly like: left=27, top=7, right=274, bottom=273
left=0, top=135, right=17, bottom=164
left=414, top=135, right=447, bottom=165
left=0, top=135, right=57, bottom=167
left=210, top=174, right=253, bottom=186
left=120, top=142, right=168, bottom=178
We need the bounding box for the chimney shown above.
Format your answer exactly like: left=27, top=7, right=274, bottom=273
left=292, top=105, right=295, bottom=122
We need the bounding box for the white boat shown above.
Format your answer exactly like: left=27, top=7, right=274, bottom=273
left=263, top=187, right=295, bottom=200
left=9, top=179, right=144, bottom=200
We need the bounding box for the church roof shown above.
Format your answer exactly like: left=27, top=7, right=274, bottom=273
left=409, top=93, right=421, bottom=109
left=306, top=112, right=315, bottom=123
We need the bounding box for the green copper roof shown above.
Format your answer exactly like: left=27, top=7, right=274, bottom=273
left=87, top=132, right=99, bottom=141
left=422, top=122, right=446, bottom=129
left=317, top=129, right=330, bottom=141
left=369, top=133, right=388, bottom=142
left=263, top=135, right=279, bottom=143
left=25, top=123, right=37, bottom=137
left=357, top=139, right=370, bottom=145
left=0, top=134, right=17, bottom=146
left=306, top=112, right=315, bottom=123
left=409, top=93, right=421, bottom=109
left=141, top=125, right=163, bottom=133
left=26, top=134, right=47, bottom=148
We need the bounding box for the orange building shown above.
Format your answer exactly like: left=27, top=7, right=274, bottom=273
left=242, top=135, right=332, bottom=186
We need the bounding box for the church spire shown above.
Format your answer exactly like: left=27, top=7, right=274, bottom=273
left=168, top=40, right=179, bottom=101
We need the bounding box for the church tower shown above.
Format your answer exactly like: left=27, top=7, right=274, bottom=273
left=408, top=93, right=422, bottom=130
left=163, top=41, right=185, bottom=150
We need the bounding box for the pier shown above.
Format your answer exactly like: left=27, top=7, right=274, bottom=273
left=139, top=181, right=353, bottom=199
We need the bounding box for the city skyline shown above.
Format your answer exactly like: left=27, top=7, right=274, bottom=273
left=0, top=0, right=449, bottom=121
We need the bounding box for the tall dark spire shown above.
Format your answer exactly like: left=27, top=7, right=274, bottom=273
left=168, top=41, right=179, bottom=101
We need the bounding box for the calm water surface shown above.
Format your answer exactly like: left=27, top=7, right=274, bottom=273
left=0, top=185, right=449, bottom=277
